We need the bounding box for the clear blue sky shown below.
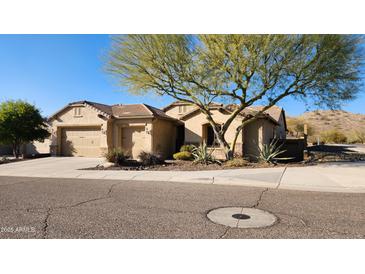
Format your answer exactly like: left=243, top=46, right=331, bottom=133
left=0, top=34, right=364, bottom=117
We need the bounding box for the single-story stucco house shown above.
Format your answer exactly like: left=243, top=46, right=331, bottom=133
left=42, top=101, right=182, bottom=159
left=25, top=100, right=287, bottom=159
left=163, top=101, right=287, bottom=159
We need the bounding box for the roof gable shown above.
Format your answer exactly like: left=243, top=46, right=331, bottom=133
left=49, top=101, right=181, bottom=124
left=176, top=104, right=280, bottom=125
left=162, top=100, right=222, bottom=112
left=48, top=101, right=112, bottom=121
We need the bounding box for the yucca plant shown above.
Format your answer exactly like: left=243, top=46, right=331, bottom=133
left=256, top=139, right=292, bottom=164
left=191, top=142, right=220, bottom=165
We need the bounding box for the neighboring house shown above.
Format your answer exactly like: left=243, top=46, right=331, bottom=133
left=163, top=101, right=287, bottom=159
left=43, top=101, right=182, bottom=159
left=30, top=100, right=287, bottom=160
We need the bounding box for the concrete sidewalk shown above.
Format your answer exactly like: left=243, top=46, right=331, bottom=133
left=0, top=157, right=364, bottom=193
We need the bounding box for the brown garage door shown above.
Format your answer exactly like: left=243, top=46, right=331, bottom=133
left=61, top=127, right=101, bottom=157
left=122, top=126, right=145, bottom=159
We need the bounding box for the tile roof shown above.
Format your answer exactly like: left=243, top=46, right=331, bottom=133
left=245, top=105, right=283, bottom=123
left=111, top=104, right=151, bottom=117
left=225, top=104, right=283, bottom=123
left=68, top=101, right=181, bottom=123
left=70, top=101, right=113, bottom=116
left=162, top=100, right=222, bottom=111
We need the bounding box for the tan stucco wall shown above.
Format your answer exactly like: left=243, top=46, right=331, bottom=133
left=49, top=104, right=108, bottom=156
left=47, top=103, right=178, bottom=159
left=275, top=112, right=286, bottom=139
left=243, top=119, right=275, bottom=159
left=165, top=104, right=197, bottom=119
left=112, top=118, right=153, bottom=159
left=152, top=119, right=177, bottom=159
left=112, top=118, right=177, bottom=159
left=243, top=121, right=259, bottom=158
left=179, top=108, right=277, bottom=158
left=182, top=109, right=244, bottom=152
left=261, top=119, right=275, bottom=145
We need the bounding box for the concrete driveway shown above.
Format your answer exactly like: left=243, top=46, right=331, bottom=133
left=0, top=157, right=104, bottom=177
left=0, top=157, right=364, bottom=193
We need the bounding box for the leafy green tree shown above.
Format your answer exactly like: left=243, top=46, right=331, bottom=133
left=107, top=35, right=363, bottom=159
left=0, top=100, right=50, bottom=158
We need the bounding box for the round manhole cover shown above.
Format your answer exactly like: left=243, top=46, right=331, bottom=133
left=232, top=213, right=251, bottom=220
left=207, top=207, right=277, bottom=228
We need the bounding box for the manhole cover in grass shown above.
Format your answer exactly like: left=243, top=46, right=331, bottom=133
left=207, top=207, right=277, bottom=228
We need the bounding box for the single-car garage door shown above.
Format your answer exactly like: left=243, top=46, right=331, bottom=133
left=122, top=126, right=145, bottom=159
left=61, top=127, right=101, bottom=157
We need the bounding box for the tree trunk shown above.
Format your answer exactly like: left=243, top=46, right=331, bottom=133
left=12, top=144, right=20, bottom=159
left=210, top=126, right=233, bottom=160
left=231, top=127, right=241, bottom=156
left=201, top=110, right=233, bottom=160
left=231, top=118, right=255, bottom=156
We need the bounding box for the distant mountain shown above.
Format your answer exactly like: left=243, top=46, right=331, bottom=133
left=287, top=110, right=365, bottom=141
left=298, top=110, right=365, bottom=132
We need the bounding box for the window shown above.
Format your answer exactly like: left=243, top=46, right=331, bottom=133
left=74, top=107, right=82, bottom=117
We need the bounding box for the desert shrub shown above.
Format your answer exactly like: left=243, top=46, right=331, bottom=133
left=0, top=156, right=10, bottom=164
left=224, top=158, right=249, bottom=167
left=138, top=151, right=164, bottom=165
left=191, top=142, right=220, bottom=165
left=348, top=130, right=365, bottom=144
left=180, top=144, right=195, bottom=152
left=256, top=139, right=292, bottom=164
left=104, top=148, right=127, bottom=165
left=320, top=130, right=347, bottom=144
left=319, top=116, right=330, bottom=121
left=173, top=151, right=193, bottom=160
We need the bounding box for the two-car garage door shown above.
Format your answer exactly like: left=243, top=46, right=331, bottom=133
left=61, top=127, right=101, bottom=157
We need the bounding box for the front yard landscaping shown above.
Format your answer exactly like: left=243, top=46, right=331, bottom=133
left=81, top=143, right=365, bottom=172
left=307, top=145, right=365, bottom=162
left=82, top=159, right=310, bottom=171
left=0, top=156, right=25, bottom=165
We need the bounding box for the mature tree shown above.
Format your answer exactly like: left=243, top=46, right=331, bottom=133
left=107, top=34, right=363, bottom=159
left=0, top=100, right=50, bottom=158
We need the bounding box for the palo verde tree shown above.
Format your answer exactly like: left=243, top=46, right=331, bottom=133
left=0, top=100, right=50, bottom=158
left=107, top=35, right=363, bottom=159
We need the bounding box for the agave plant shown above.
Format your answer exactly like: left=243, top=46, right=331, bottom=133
left=257, top=139, right=292, bottom=164
left=191, top=141, right=220, bottom=165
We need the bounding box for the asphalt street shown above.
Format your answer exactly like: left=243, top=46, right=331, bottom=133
left=0, top=176, right=364, bottom=239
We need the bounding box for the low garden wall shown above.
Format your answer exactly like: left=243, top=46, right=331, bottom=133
left=276, top=138, right=305, bottom=162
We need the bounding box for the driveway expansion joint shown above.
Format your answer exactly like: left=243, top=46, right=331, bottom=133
left=276, top=166, right=288, bottom=189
